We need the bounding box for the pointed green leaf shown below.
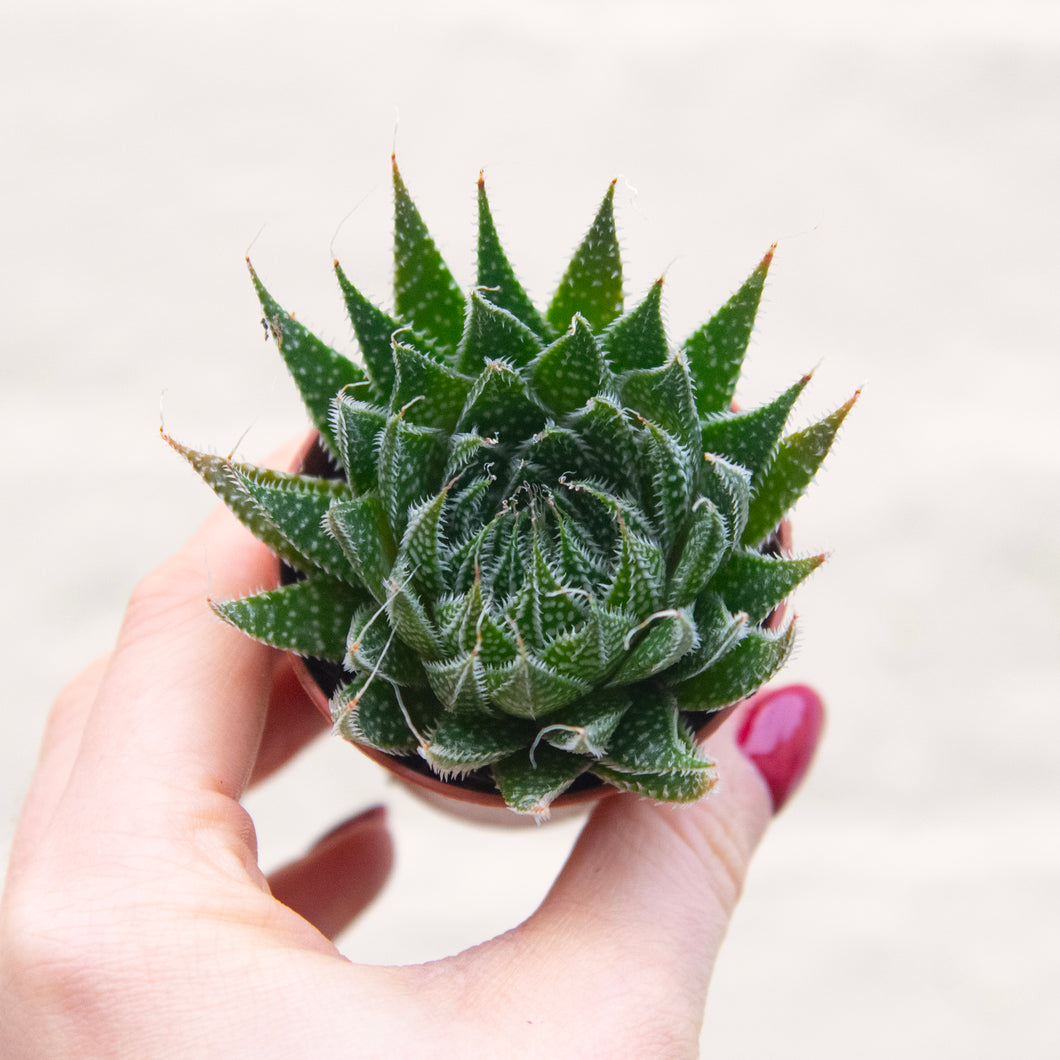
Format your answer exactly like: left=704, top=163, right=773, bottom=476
left=384, top=564, right=443, bottom=660
left=212, top=575, right=365, bottom=662
left=447, top=474, right=497, bottom=550
left=530, top=315, right=609, bottom=415
left=667, top=593, right=749, bottom=684
left=483, top=646, right=592, bottom=719
left=678, top=620, right=797, bottom=710
left=422, top=708, right=533, bottom=775
left=536, top=690, right=630, bottom=757
left=395, top=488, right=449, bottom=599
left=455, top=358, right=547, bottom=443
left=601, top=689, right=712, bottom=774
left=620, top=353, right=698, bottom=448
left=549, top=502, right=608, bottom=592
left=392, top=158, right=466, bottom=353
left=476, top=175, right=551, bottom=338
left=165, top=434, right=349, bottom=576
left=700, top=373, right=812, bottom=481
left=639, top=421, right=697, bottom=553
left=519, top=424, right=584, bottom=483
left=683, top=246, right=773, bottom=414
left=444, top=429, right=499, bottom=483
left=540, top=604, right=634, bottom=686
left=330, top=393, right=386, bottom=494
left=547, top=180, right=623, bottom=333
left=590, top=761, right=716, bottom=802
left=565, top=395, right=640, bottom=494
left=605, top=519, right=665, bottom=616
left=377, top=412, right=447, bottom=537
left=332, top=679, right=440, bottom=753
left=490, top=510, right=532, bottom=604
left=236, top=468, right=353, bottom=580
left=248, top=260, right=365, bottom=454
left=711, top=550, right=825, bottom=624
left=326, top=493, right=397, bottom=602
left=667, top=497, right=728, bottom=607
left=607, top=608, right=697, bottom=685
left=492, top=742, right=592, bottom=817
left=345, top=603, right=428, bottom=687
left=423, top=650, right=490, bottom=712
left=602, top=277, right=667, bottom=371
left=743, top=392, right=859, bottom=546
left=529, top=530, right=588, bottom=639
left=391, top=335, right=472, bottom=430
left=456, top=290, right=544, bottom=375
left=474, top=607, right=521, bottom=667
left=700, top=453, right=751, bottom=546
left=333, top=260, right=400, bottom=399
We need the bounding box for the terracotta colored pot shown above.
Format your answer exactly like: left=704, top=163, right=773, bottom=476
left=285, top=434, right=791, bottom=824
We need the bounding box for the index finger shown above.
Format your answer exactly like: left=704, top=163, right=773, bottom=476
left=69, top=501, right=282, bottom=807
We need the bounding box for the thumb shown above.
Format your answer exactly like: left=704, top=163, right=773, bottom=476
left=267, top=806, right=394, bottom=940
left=528, top=684, right=824, bottom=1021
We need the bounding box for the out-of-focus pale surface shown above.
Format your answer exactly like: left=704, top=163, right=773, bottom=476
left=2, top=0, right=1057, bottom=1055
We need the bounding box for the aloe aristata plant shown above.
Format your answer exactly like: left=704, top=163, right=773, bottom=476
left=167, top=158, right=855, bottom=817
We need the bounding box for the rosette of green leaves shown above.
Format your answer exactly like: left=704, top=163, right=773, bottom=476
left=170, top=158, right=855, bottom=816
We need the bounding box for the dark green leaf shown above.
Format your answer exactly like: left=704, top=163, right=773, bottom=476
left=384, top=565, right=443, bottom=660
left=667, top=498, right=728, bottom=607
left=377, top=412, right=448, bottom=537
left=332, top=679, right=440, bottom=753
left=743, top=392, right=859, bottom=546
left=606, top=608, right=697, bottom=685
left=212, top=575, right=364, bottom=662
left=530, top=315, right=609, bottom=415
left=700, top=453, right=752, bottom=546
left=492, top=742, right=592, bottom=817
left=455, top=358, right=547, bottom=443
left=326, top=493, right=396, bottom=601
left=333, top=260, right=400, bottom=399
left=456, top=290, right=544, bottom=374
left=666, top=593, right=748, bottom=684
left=345, top=603, right=428, bottom=687
left=476, top=175, right=551, bottom=339
left=602, top=277, right=667, bottom=371
left=619, top=354, right=698, bottom=448
left=392, top=157, right=466, bottom=353
left=483, top=647, right=592, bottom=719
left=711, top=550, right=825, bottom=624
left=422, top=708, right=533, bottom=775
left=330, top=393, right=387, bottom=494
left=396, top=488, right=449, bottom=599
left=547, top=180, right=623, bottom=333
left=248, top=260, right=365, bottom=455
left=600, top=690, right=712, bottom=774
left=683, top=246, right=773, bottom=414
left=700, top=373, right=811, bottom=480
left=677, top=621, right=797, bottom=710
left=391, top=335, right=472, bottom=431
left=537, top=690, right=630, bottom=757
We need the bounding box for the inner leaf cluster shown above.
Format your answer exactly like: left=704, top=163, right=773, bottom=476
left=171, top=158, right=854, bottom=816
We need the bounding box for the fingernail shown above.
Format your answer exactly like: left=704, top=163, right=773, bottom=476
left=317, top=805, right=387, bottom=847
left=736, top=685, right=824, bottom=813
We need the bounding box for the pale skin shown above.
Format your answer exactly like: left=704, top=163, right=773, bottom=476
left=0, top=445, right=807, bottom=1059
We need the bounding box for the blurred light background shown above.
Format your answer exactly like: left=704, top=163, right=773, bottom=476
left=2, top=1, right=1058, bottom=1055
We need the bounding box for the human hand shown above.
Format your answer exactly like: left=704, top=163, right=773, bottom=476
left=0, top=468, right=823, bottom=1059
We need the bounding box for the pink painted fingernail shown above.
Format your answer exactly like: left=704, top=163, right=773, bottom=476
left=736, top=685, right=824, bottom=813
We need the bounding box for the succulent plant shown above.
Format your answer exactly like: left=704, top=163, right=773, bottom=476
left=167, top=157, right=855, bottom=817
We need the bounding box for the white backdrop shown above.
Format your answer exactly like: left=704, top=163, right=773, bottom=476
left=3, top=1, right=1058, bottom=1055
